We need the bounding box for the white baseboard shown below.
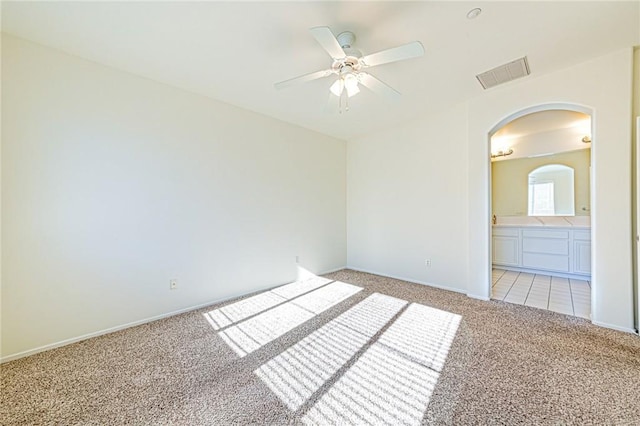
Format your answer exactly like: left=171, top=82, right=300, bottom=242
left=5, top=266, right=633, bottom=363
left=1, top=267, right=346, bottom=364
left=320, top=266, right=347, bottom=275
left=345, top=266, right=466, bottom=295
left=0, top=291, right=261, bottom=364
left=592, top=321, right=638, bottom=334
left=467, top=294, right=491, bottom=301
left=494, top=264, right=591, bottom=281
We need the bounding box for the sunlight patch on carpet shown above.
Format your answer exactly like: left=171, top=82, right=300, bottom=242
left=255, top=293, right=407, bottom=410
left=218, top=281, right=362, bottom=357
left=302, top=304, right=461, bottom=426
left=378, top=303, right=461, bottom=372
left=204, top=276, right=332, bottom=330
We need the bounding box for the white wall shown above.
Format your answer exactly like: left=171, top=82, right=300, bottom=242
left=347, top=102, right=469, bottom=292
left=468, top=48, right=634, bottom=330
left=347, top=48, right=635, bottom=332
left=492, top=124, right=591, bottom=162
left=634, top=47, right=640, bottom=332
left=1, top=35, right=347, bottom=360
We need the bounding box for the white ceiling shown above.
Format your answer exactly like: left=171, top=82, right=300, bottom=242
left=494, top=110, right=590, bottom=139
left=2, top=1, right=639, bottom=141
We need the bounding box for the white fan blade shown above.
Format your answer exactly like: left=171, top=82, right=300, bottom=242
left=310, top=26, right=346, bottom=60
left=274, top=69, right=333, bottom=90
left=358, top=73, right=401, bottom=101
left=360, top=41, right=425, bottom=68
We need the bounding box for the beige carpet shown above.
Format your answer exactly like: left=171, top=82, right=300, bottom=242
left=2, top=269, right=639, bottom=425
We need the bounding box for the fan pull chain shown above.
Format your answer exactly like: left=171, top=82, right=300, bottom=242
left=338, top=90, right=350, bottom=114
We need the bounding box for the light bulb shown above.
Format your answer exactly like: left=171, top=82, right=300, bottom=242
left=344, top=74, right=360, bottom=97
left=330, top=79, right=344, bottom=97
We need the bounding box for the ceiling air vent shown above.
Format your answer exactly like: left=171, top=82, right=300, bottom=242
left=476, top=56, right=530, bottom=89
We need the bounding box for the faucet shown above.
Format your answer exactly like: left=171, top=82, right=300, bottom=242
left=492, top=214, right=497, bottom=225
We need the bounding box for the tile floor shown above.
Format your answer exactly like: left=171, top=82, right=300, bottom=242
left=492, top=268, right=591, bottom=319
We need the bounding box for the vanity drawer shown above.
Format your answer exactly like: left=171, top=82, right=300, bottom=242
left=493, top=228, right=519, bottom=237
left=574, top=230, right=591, bottom=241
left=522, top=238, right=569, bottom=255
left=522, top=253, right=570, bottom=272
left=522, top=229, right=569, bottom=239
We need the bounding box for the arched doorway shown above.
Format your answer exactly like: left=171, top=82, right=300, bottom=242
left=488, top=103, right=594, bottom=319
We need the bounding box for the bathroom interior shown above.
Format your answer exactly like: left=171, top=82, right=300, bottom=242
left=491, top=109, right=592, bottom=319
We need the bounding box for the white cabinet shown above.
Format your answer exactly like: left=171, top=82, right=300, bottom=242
left=522, top=229, right=570, bottom=273
left=492, top=228, right=519, bottom=266
left=573, top=230, right=591, bottom=275
left=492, top=226, right=590, bottom=278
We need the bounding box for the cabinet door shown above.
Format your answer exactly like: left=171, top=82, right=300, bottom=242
left=574, top=241, right=591, bottom=275
left=493, top=236, right=519, bottom=266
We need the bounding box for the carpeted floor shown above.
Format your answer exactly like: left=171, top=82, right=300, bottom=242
left=2, top=269, right=640, bottom=425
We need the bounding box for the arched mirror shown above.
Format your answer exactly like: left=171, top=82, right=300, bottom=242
left=527, top=164, right=575, bottom=216
left=491, top=109, right=590, bottom=217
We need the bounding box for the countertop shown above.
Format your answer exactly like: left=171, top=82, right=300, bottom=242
left=493, top=216, right=591, bottom=229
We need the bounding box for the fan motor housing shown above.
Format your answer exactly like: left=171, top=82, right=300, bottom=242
left=333, top=57, right=362, bottom=74
left=336, top=31, right=356, bottom=48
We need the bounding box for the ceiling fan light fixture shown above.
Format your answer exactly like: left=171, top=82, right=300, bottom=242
left=330, top=79, right=344, bottom=97
left=275, top=26, right=425, bottom=110
left=346, top=84, right=360, bottom=98
left=344, top=74, right=360, bottom=97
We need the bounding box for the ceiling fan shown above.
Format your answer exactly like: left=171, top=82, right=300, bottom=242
left=275, top=27, right=425, bottom=108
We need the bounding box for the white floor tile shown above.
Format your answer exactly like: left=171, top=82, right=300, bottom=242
left=504, top=294, right=527, bottom=304
left=494, top=271, right=590, bottom=319
left=525, top=292, right=548, bottom=301
left=507, top=284, right=529, bottom=292
left=574, top=304, right=590, bottom=312
left=525, top=299, right=548, bottom=309
left=548, top=306, right=573, bottom=315
left=525, top=292, right=548, bottom=300
left=505, top=288, right=529, bottom=297
left=493, top=284, right=513, bottom=292
left=572, top=295, right=590, bottom=303
left=571, top=288, right=590, bottom=296
left=569, top=278, right=589, bottom=286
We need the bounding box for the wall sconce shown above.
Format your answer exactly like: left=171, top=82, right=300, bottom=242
left=491, top=148, right=514, bottom=159
left=582, top=136, right=591, bottom=143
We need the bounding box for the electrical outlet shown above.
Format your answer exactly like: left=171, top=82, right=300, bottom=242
left=425, top=259, right=432, bottom=268
left=295, top=256, right=299, bottom=263
left=170, top=279, right=178, bottom=290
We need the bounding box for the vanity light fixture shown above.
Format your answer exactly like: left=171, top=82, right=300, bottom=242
left=467, top=8, right=482, bottom=19
left=491, top=148, right=514, bottom=159
left=582, top=136, right=591, bottom=143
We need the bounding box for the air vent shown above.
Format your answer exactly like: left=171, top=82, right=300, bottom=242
left=476, top=56, right=530, bottom=89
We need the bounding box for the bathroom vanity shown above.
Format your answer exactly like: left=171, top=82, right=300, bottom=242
left=492, top=216, right=591, bottom=279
